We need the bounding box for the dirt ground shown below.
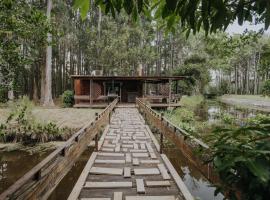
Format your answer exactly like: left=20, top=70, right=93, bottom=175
left=0, top=107, right=102, bottom=129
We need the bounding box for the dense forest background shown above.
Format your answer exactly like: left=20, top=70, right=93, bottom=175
left=1, top=0, right=270, bottom=105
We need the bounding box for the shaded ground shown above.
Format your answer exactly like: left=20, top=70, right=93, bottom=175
left=0, top=107, right=102, bottom=129
left=220, top=95, right=270, bottom=112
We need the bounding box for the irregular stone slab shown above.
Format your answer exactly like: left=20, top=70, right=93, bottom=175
left=101, top=148, right=114, bottom=152
left=125, top=153, right=131, bottom=163
left=140, top=160, right=160, bottom=164
left=124, top=167, right=131, bottom=178
left=130, top=149, right=148, bottom=153
left=150, top=152, right=157, bottom=159
left=89, top=167, right=123, bottom=175
left=97, top=152, right=124, bottom=157
left=113, top=192, right=123, bottom=200
left=95, top=159, right=125, bottom=164
left=125, top=196, right=175, bottom=200
left=146, top=181, right=171, bottom=187
left=84, top=182, right=132, bottom=188
left=132, top=153, right=148, bottom=158
left=134, top=168, right=160, bottom=175
left=81, top=198, right=110, bottom=200
left=136, top=179, right=145, bottom=194
left=158, top=164, right=171, bottom=180
left=132, top=158, right=139, bottom=166
left=140, top=143, right=146, bottom=149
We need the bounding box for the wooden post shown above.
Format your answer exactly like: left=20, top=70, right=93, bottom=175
left=168, top=79, right=172, bottom=109
left=160, top=113, right=164, bottom=154
left=95, top=112, right=99, bottom=151
left=90, top=79, right=93, bottom=105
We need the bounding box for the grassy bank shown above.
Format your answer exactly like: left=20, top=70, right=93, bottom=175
left=0, top=98, right=102, bottom=146
left=219, top=95, right=270, bottom=112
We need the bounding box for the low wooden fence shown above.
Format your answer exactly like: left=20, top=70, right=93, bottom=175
left=136, top=98, right=219, bottom=184
left=0, top=98, right=118, bottom=200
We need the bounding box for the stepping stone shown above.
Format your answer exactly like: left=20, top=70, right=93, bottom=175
left=158, top=164, right=171, bottom=180
left=133, top=143, right=139, bottom=149
left=103, top=144, right=116, bottom=148
left=122, top=144, right=133, bottom=148
left=132, top=153, right=148, bottom=158
left=146, top=143, right=154, bottom=153
left=84, top=182, right=132, bottom=188
left=140, top=143, right=146, bottom=149
left=90, top=167, right=123, bottom=175
left=146, top=181, right=171, bottom=187
left=122, top=148, right=128, bottom=152
left=105, top=136, right=116, bottom=139
left=124, top=167, right=131, bottom=178
left=140, top=160, right=160, bottom=164
left=130, top=149, right=147, bottom=153
left=136, top=179, right=145, bottom=194
left=134, top=168, right=160, bottom=175
left=150, top=152, right=157, bottom=159
left=102, top=148, right=114, bottom=152
left=113, top=192, right=123, bottom=200
left=115, top=144, right=120, bottom=152
left=95, top=159, right=125, bottom=164
left=125, top=153, right=131, bottom=163
left=132, top=158, right=139, bottom=166
left=98, top=152, right=124, bottom=157
left=81, top=198, right=110, bottom=200
left=125, top=196, right=175, bottom=200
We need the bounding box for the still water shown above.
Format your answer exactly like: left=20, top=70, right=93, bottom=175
left=0, top=150, right=51, bottom=193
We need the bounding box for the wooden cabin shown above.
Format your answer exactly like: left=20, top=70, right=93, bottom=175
left=71, top=75, right=184, bottom=108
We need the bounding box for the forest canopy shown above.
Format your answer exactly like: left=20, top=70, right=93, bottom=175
left=1, top=0, right=270, bottom=103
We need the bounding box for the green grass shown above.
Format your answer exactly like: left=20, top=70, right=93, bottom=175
left=180, top=95, right=204, bottom=110
left=222, top=94, right=270, bottom=101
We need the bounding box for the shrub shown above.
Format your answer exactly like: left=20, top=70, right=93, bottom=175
left=262, top=80, right=270, bottom=96
left=62, top=90, right=74, bottom=107
left=0, top=87, right=8, bottom=103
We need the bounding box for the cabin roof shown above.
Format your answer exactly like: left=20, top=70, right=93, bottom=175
left=70, top=75, right=186, bottom=82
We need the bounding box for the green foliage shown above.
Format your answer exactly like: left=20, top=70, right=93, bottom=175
left=220, top=113, right=236, bottom=125
left=262, top=80, right=270, bottom=96
left=0, top=86, right=8, bottom=103
left=74, top=0, right=270, bottom=35
left=174, top=54, right=210, bottom=94
left=0, top=97, right=72, bottom=144
left=0, top=0, right=48, bottom=94
left=180, top=95, right=204, bottom=110
left=62, top=90, right=74, bottom=108
left=206, top=121, right=270, bottom=200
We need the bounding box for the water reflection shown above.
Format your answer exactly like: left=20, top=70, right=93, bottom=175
left=165, top=148, right=224, bottom=200
left=49, top=148, right=93, bottom=200
left=195, top=100, right=263, bottom=123
left=0, top=151, right=50, bottom=193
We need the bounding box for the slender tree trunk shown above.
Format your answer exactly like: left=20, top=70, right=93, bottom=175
left=246, top=59, right=249, bottom=94
left=254, top=53, right=258, bottom=95
left=43, top=0, right=54, bottom=106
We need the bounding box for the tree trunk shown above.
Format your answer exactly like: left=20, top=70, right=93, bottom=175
left=43, top=0, right=54, bottom=106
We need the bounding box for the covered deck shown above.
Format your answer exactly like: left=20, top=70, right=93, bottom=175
left=71, top=75, right=185, bottom=108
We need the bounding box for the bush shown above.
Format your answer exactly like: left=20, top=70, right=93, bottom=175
left=62, top=90, right=74, bottom=107
left=0, top=87, right=8, bottom=103
left=262, top=80, right=270, bottom=96
left=0, top=96, right=72, bottom=144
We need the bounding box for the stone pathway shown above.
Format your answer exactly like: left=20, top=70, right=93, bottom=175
left=68, top=108, right=193, bottom=200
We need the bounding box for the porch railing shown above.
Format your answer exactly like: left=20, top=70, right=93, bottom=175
left=136, top=98, right=219, bottom=184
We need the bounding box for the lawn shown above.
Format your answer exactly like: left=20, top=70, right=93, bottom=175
left=0, top=107, right=102, bottom=129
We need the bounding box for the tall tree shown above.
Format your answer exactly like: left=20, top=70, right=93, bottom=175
left=43, top=0, right=54, bottom=106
